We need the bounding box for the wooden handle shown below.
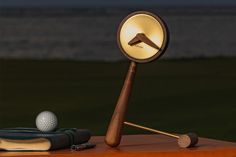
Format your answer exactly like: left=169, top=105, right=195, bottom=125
left=124, top=121, right=179, bottom=139
left=105, top=61, right=137, bottom=147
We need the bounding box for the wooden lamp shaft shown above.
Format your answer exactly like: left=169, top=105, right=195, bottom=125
left=105, top=61, right=137, bottom=147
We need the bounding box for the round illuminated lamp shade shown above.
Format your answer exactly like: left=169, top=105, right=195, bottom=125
left=117, top=11, right=169, bottom=63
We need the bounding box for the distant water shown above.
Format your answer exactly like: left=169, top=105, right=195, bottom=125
left=0, top=7, right=236, bottom=61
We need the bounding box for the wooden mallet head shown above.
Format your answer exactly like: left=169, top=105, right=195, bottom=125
left=178, top=133, right=198, bottom=148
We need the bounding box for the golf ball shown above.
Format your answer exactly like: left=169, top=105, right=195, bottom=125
left=36, top=111, right=58, bottom=132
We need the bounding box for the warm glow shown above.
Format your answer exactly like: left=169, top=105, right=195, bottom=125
left=118, top=13, right=167, bottom=62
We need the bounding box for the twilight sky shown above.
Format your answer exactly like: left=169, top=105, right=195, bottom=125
left=0, top=0, right=236, bottom=7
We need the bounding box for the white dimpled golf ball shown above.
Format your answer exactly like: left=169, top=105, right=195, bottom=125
left=36, top=111, right=58, bottom=132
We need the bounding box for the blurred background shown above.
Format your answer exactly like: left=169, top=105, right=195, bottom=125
left=0, top=0, right=236, bottom=141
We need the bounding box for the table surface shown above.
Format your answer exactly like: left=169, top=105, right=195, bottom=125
left=1, top=134, right=236, bottom=157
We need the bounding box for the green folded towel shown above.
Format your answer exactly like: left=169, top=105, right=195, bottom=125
left=0, top=128, right=91, bottom=151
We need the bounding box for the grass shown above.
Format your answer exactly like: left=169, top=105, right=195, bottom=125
left=0, top=58, right=236, bottom=141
